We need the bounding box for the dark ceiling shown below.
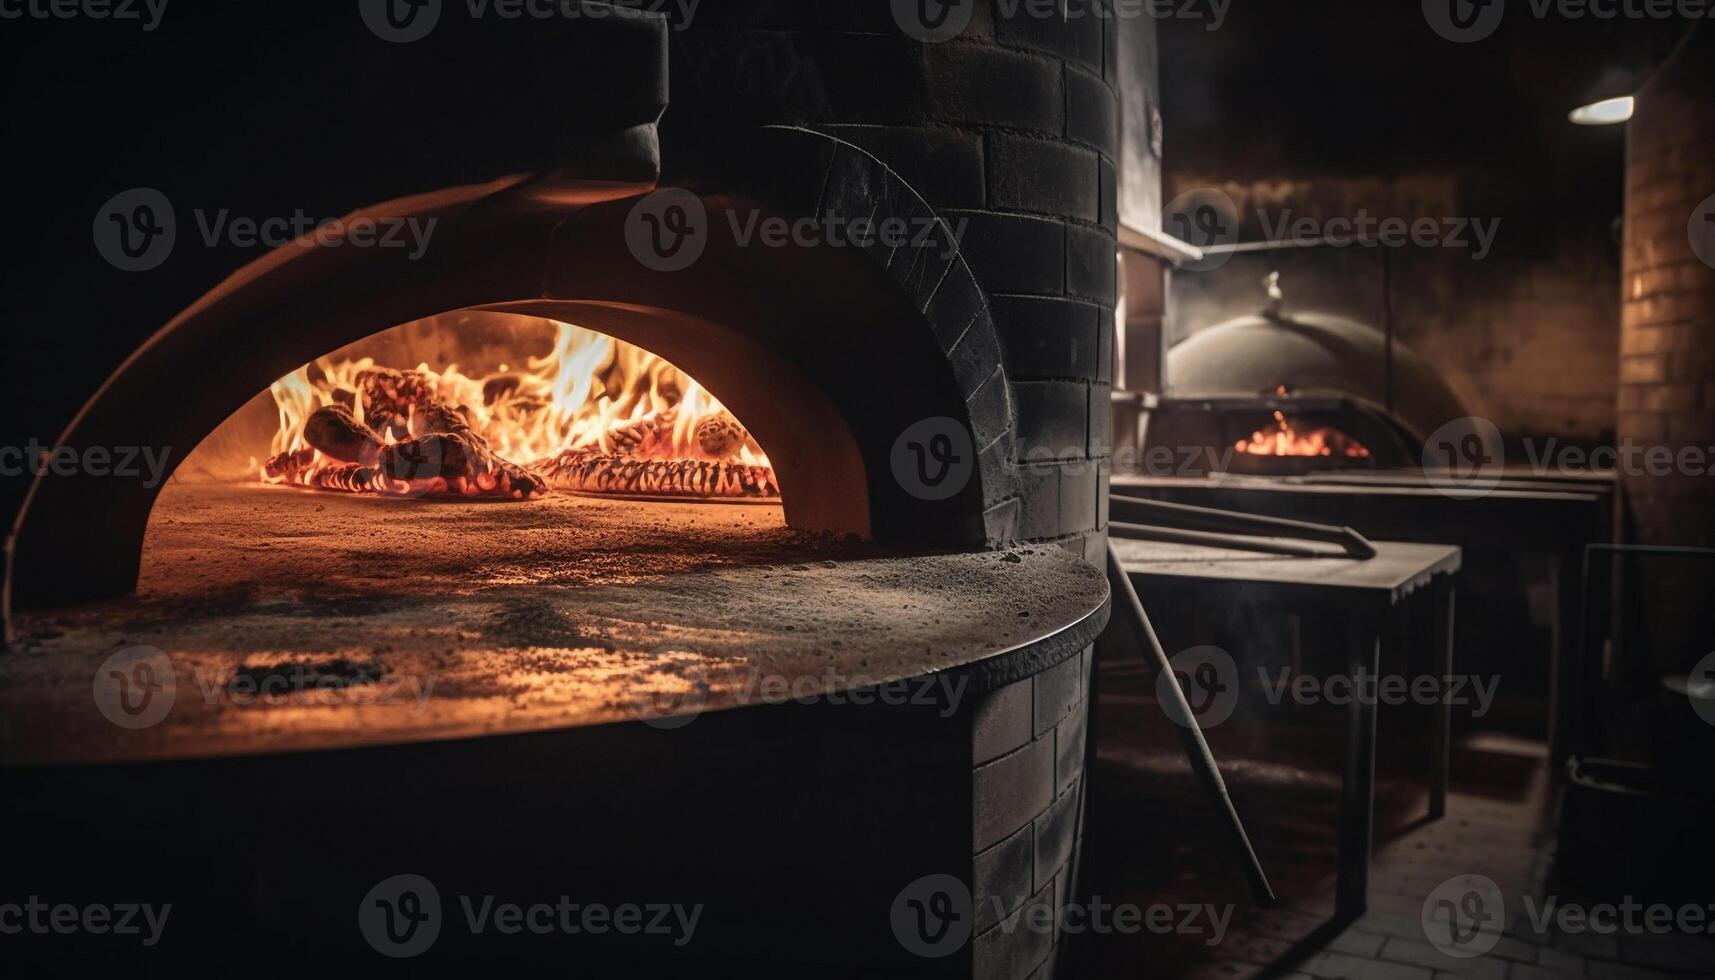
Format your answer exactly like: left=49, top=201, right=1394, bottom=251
left=1159, top=0, right=1689, bottom=191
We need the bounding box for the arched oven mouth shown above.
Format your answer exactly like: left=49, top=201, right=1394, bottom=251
left=1140, top=309, right=1474, bottom=478
left=5, top=131, right=1024, bottom=620
left=224, top=315, right=784, bottom=505
left=0, top=129, right=1108, bottom=769
left=1141, top=392, right=1419, bottom=477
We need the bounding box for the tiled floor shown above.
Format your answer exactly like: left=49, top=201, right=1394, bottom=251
left=1074, top=658, right=1715, bottom=979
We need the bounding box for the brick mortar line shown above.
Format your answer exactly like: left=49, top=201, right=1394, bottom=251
left=979, top=207, right=1116, bottom=234
left=1016, top=455, right=1111, bottom=466
left=682, top=26, right=1106, bottom=76
left=1063, top=59, right=1117, bottom=97
left=981, top=127, right=1117, bottom=166
left=990, top=291, right=1116, bottom=308
left=947, top=207, right=1118, bottom=235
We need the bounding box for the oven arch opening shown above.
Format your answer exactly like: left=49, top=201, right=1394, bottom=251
left=173, top=306, right=865, bottom=528
left=6, top=129, right=1016, bottom=623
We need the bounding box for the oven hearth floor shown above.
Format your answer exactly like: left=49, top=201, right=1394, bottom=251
left=2, top=484, right=1107, bottom=765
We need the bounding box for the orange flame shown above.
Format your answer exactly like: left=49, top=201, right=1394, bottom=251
left=1235, top=411, right=1371, bottom=459
left=260, top=322, right=770, bottom=490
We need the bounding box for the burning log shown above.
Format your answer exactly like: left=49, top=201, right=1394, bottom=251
left=263, top=446, right=316, bottom=483
left=377, top=431, right=549, bottom=498
left=266, top=426, right=549, bottom=500
left=354, top=367, right=440, bottom=439
left=262, top=326, right=777, bottom=504
left=537, top=450, right=778, bottom=499
left=302, top=405, right=383, bottom=465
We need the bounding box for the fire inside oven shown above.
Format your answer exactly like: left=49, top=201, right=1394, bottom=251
left=1234, top=408, right=1371, bottom=461
left=1141, top=394, right=1413, bottom=477
left=1222, top=404, right=1377, bottom=474
left=184, top=315, right=778, bottom=506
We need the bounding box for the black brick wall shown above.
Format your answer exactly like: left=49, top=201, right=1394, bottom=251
left=663, top=0, right=1120, bottom=563
left=657, top=9, right=1121, bottom=975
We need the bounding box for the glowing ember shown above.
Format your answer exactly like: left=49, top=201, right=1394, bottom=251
left=1235, top=411, right=1371, bottom=459
left=261, top=323, right=776, bottom=500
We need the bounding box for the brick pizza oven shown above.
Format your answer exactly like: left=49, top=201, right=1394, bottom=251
left=0, top=4, right=1122, bottom=976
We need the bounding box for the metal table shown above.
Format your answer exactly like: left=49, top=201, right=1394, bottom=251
left=1114, top=470, right=1611, bottom=770
left=1114, top=536, right=1462, bottom=920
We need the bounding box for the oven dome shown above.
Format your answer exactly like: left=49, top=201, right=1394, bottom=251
left=1166, top=311, right=1471, bottom=443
